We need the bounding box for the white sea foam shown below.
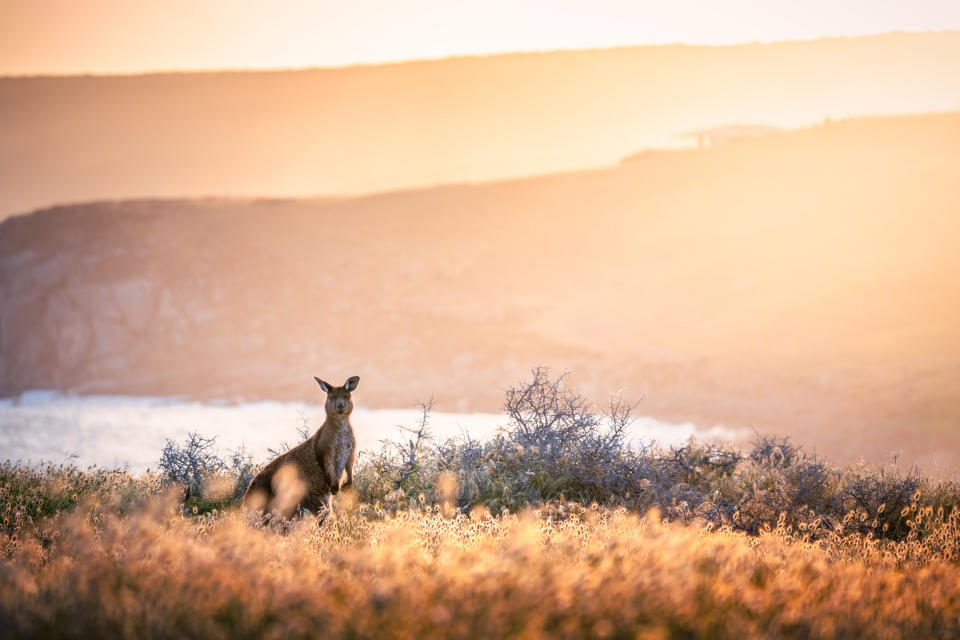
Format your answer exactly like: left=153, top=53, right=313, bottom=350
left=0, top=392, right=744, bottom=472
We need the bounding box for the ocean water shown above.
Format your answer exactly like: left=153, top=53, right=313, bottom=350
left=0, top=392, right=743, bottom=472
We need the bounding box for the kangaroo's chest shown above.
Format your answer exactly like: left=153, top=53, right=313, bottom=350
left=331, top=429, right=354, bottom=472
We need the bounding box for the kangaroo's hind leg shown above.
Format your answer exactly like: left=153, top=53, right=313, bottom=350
left=298, top=490, right=333, bottom=525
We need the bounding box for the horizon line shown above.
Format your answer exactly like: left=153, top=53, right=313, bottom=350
left=1, top=28, right=956, bottom=80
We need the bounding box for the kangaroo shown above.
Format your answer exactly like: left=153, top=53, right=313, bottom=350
left=243, top=375, right=359, bottom=521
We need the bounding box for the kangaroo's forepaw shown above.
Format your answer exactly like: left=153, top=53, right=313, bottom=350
left=342, top=479, right=353, bottom=490
left=330, top=484, right=340, bottom=495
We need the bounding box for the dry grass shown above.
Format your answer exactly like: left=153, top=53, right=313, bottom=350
left=2, top=485, right=960, bottom=639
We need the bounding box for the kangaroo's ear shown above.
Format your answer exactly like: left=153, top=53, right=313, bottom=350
left=344, top=376, right=360, bottom=391
left=314, top=377, right=332, bottom=392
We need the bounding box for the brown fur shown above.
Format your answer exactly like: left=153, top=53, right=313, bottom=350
left=243, top=375, right=359, bottom=520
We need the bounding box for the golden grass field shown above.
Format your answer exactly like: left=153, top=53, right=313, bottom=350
left=2, top=457, right=959, bottom=639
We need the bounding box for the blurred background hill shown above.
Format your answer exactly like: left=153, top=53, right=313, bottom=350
left=2, top=32, right=959, bottom=219
left=2, top=110, right=958, bottom=471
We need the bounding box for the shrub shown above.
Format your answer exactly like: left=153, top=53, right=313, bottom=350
left=158, top=433, right=260, bottom=511
left=159, top=432, right=223, bottom=500
left=355, top=369, right=960, bottom=543
left=357, top=369, right=648, bottom=512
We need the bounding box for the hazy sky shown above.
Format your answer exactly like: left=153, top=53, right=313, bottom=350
left=2, top=0, right=960, bottom=75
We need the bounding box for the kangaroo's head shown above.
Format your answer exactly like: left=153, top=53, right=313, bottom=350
left=314, top=375, right=359, bottom=417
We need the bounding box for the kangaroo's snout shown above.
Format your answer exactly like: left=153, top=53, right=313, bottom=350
left=326, top=393, right=352, bottom=416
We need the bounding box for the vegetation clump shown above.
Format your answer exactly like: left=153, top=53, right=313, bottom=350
left=355, top=368, right=958, bottom=544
